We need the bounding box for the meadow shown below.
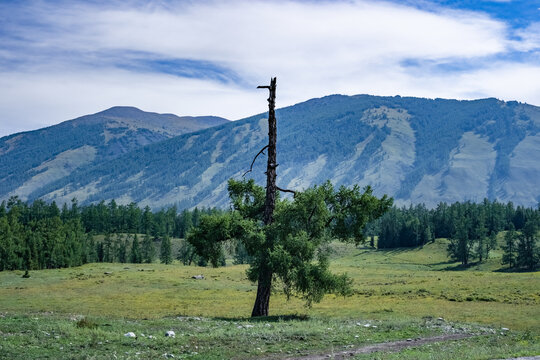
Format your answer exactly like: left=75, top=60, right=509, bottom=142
left=0, top=239, right=538, bottom=359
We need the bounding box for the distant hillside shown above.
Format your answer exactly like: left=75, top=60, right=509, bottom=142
left=4, top=95, right=540, bottom=209
left=0, top=106, right=228, bottom=201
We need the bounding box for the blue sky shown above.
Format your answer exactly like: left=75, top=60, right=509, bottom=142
left=1, top=0, right=539, bottom=136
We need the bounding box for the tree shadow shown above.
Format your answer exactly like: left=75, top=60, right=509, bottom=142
left=211, top=314, right=310, bottom=323
left=354, top=248, right=413, bottom=257
left=429, top=260, right=455, bottom=266
left=439, top=263, right=476, bottom=271
left=493, top=267, right=539, bottom=273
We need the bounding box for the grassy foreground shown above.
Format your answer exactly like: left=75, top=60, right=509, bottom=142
left=0, top=239, right=538, bottom=359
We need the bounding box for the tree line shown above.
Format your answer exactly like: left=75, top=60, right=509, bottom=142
left=0, top=197, right=219, bottom=271
left=1, top=196, right=538, bottom=272
left=371, top=200, right=539, bottom=270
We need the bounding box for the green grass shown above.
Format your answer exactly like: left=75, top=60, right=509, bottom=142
left=0, top=238, right=538, bottom=359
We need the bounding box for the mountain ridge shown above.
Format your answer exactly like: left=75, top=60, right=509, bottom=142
left=2, top=95, right=539, bottom=209
left=0, top=106, right=229, bottom=201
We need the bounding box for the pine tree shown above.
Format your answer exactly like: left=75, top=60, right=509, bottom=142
left=86, top=232, right=97, bottom=263
left=130, top=234, right=142, bottom=263
left=448, top=217, right=473, bottom=265
left=189, top=178, right=391, bottom=317
left=141, top=206, right=154, bottom=235
left=0, top=217, right=17, bottom=270
left=160, top=236, right=172, bottom=264
left=485, top=232, right=497, bottom=260
left=473, top=208, right=488, bottom=262
left=141, top=233, right=156, bottom=263
left=116, top=234, right=127, bottom=263
left=103, top=232, right=113, bottom=262
left=178, top=209, right=193, bottom=238
left=501, top=224, right=517, bottom=268
left=516, top=219, right=539, bottom=270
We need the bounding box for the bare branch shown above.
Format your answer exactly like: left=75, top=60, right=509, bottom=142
left=243, top=145, right=269, bottom=177
left=276, top=186, right=297, bottom=197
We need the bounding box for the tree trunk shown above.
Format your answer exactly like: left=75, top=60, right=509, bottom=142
left=251, top=264, right=272, bottom=317
left=251, top=77, right=277, bottom=317
left=262, top=77, right=277, bottom=226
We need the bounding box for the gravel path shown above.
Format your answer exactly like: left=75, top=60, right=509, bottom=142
left=276, top=333, right=476, bottom=359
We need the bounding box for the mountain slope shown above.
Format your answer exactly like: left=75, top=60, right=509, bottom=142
left=8, top=95, right=540, bottom=208
left=0, top=107, right=228, bottom=201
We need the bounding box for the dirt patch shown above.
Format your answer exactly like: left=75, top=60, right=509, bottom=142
left=273, top=333, right=476, bottom=360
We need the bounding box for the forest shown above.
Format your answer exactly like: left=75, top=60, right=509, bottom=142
left=0, top=196, right=538, bottom=272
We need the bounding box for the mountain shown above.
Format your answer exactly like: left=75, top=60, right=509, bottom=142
left=3, top=95, right=540, bottom=209
left=0, top=106, right=228, bottom=201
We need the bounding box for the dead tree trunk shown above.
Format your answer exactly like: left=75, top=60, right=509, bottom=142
left=261, top=77, right=277, bottom=226
left=251, top=77, right=277, bottom=317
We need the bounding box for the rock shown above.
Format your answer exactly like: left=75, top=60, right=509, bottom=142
left=124, top=332, right=136, bottom=338
left=406, top=338, right=413, bottom=342
left=191, top=274, right=204, bottom=280
left=104, top=272, right=113, bottom=275
left=165, top=330, right=175, bottom=338
left=501, top=327, right=509, bottom=331
left=363, top=324, right=371, bottom=328
left=437, top=317, right=445, bottom=321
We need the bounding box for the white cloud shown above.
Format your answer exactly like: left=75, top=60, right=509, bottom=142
left=513, top=22, right=540, bottom=51
left=0, top=69, right=263, bottom=135
left=0, top=0, right=538, bottom=137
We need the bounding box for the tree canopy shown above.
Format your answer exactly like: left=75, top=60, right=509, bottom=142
left=188, top=178, right=392, bottom=314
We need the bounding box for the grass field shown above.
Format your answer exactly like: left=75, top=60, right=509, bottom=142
left=0, top=239, right=538, bottom=359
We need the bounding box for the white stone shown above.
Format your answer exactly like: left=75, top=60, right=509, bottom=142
left=165, top=330, right=176, bottom=338
left=124, top=332, right=136, bottom=338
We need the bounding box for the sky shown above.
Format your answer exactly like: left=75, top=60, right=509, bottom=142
left=0, top=0, right=539, bottom=137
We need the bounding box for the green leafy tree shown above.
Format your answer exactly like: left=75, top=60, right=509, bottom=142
left=189, top=80, right=390, bottom=317
left=448, top=217, right=474, bottom=266
left=160, top=235, right=172, bottom=264
left=188, top=179, right=391, bottom=316
left=233, top=241, right=252, bottom=265
left=177, top=240, right=197, bottom=265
